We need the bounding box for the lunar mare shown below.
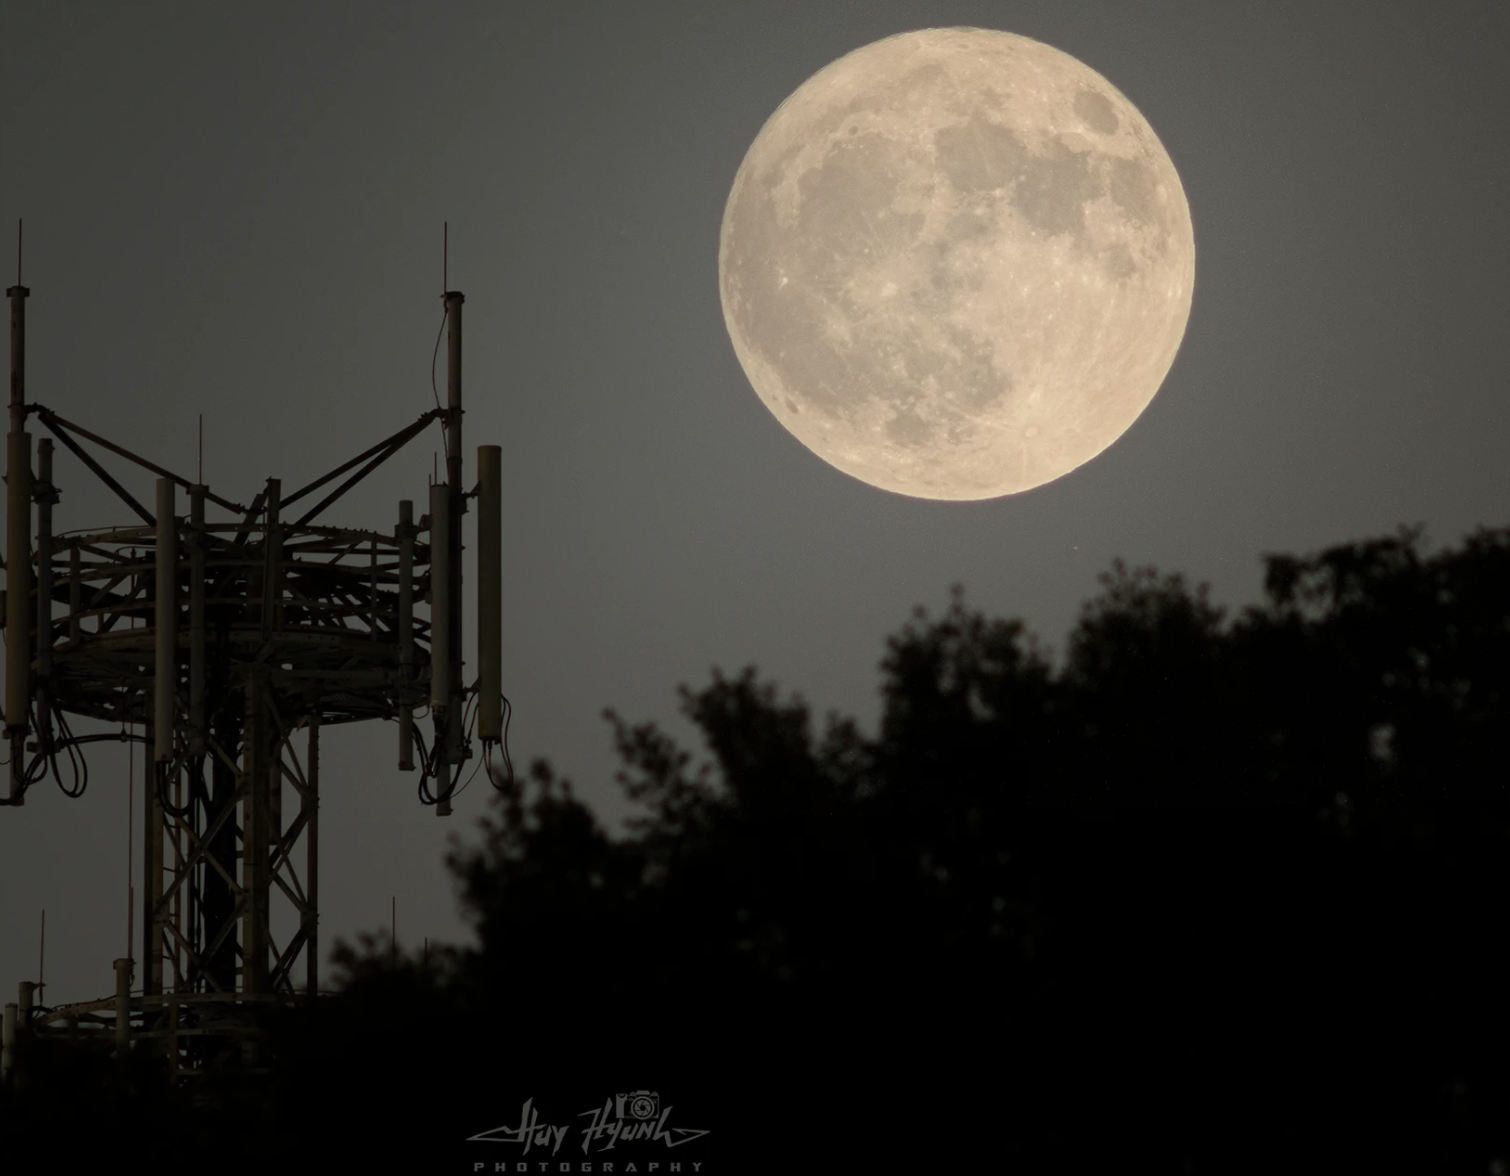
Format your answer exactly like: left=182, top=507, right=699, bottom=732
left=718, top=28, right=1195, bottom=499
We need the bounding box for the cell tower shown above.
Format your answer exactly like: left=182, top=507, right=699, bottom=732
left=0, top=255, right=504, bottom=1081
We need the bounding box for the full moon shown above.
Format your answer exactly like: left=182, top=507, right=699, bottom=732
left=718, top=28, right=1195, bottom=499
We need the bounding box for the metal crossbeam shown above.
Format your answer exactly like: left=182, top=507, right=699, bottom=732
left=280, top=408, right=442, bottom=512
left=35, top=407, right=247, bottom=513
left=38, top=413, right=155, bottom=525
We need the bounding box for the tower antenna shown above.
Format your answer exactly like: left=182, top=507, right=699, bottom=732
left=2, top=263, right=501, bottom=1078
left=127, top=740, right=134, bottom=964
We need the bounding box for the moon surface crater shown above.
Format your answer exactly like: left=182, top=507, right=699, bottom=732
left=719, top=28, right=1195, bottom=499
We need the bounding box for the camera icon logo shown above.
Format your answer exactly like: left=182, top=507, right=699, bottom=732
left=615, top=1090, right=660, bottom=1122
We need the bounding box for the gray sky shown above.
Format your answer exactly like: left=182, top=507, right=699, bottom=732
left=2, top=0, right=1506, bottom=1003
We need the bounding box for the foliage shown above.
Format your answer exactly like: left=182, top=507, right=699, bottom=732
left=6, top=525, right=1509, bottom=1172
left=318, top=524, right=1510, bottom=1169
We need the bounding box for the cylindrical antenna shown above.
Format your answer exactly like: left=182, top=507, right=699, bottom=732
left=6, top=278, right=33, bottom=775
left=305, top=709, right=319, bottom=1001
left=428, top=481, right=451, bottom=714
left=443, top=291, right=465, bottom=781
left=477, top=445, right=502, bottom=740
left=189, top=486, right=206, bottom=755
left=35, top=439, right=54, bottom=752
left=397, top=499, right=414, bottom=770
left=127, top=741, right=134, bottom=962
left=8, top=264, right=27, bottom=435
left=4, top=431, right=32, bottom=735
left=154, top=480, right=178, bottom=762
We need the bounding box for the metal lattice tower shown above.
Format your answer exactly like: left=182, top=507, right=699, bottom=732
left=0, top=277, right=505, bottom=1080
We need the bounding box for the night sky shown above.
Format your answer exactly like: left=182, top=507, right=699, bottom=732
left=2, top=1, right=1506, bottom=1004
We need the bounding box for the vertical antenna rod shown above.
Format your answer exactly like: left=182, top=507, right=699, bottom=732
left=127, top=745, right=134, bottom=962
left=397, top=499, right=414, bottom=770
left=428, top=479, right=451, bottom=808
left=305, top=709, right=319, bottom=1001
left=6, top=249, right=33, bottom=800
left=155, top=480, right=178, bottom=763
left=189, top=487, right=206, bottom=755
left=477, top=445, right=501, bottom=740
left=440, top=287, right=465, bottom=815
left=36, top=439, right=54, bottom=756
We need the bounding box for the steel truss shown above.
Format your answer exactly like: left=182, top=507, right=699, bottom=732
left=1, top=280, right=505, bottom=1082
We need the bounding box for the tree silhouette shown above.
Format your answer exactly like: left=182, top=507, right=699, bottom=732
left=6, top=525, right=1508, bottom=1173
